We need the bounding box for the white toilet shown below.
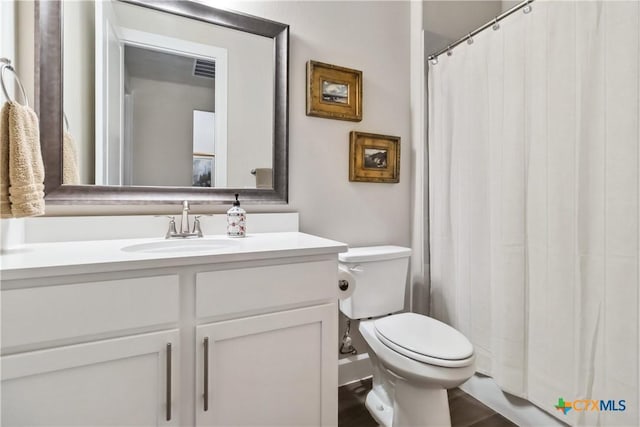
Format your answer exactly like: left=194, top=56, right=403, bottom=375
left=339, top=246, right=476, bottom=427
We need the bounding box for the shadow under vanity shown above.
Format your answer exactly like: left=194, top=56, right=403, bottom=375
left=1, top=216, right=346, bottom=426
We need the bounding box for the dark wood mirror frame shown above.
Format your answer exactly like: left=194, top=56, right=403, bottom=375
left=36, top=0, right=289, bottom=205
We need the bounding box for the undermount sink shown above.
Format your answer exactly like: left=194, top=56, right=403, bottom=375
left=121, top=238, right=237, bottom=254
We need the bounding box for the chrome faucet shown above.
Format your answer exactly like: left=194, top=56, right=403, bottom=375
left=165, top=201, right=204, bottom=239
left=180, top=200, right=191, bottom=234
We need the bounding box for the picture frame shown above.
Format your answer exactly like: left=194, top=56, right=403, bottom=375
left=349, top=131, right=400, bottom=183
left=306, top=60, right=362, bottom=122
left=192, top=155, right=214, bottom=187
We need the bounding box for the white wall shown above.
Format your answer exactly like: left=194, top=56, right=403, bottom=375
left=0, top=0, right=16, bottom=103
left=221, top=1, right=413, bottom=246
left=502, top=0, right=522, bottom=12
left=423, top=1, right=503, bottom=57
left=12, top=1, right=34, bottom=106
left=129, top=77, right=214, bottom=186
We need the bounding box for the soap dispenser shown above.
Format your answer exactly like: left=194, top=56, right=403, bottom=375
left=226, top=193, right=246, bottom=237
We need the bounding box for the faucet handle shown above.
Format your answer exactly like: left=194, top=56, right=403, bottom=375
left=192, top=215, right=204, bottom=237
left=165, top=216, right=177, bottom=239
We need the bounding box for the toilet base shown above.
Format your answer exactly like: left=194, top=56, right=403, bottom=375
left=357, top=318, right=474, bottom=427
left=365, top=389, right=393, bottom=427
left=392, top=379, right=451, bottom=426
left=365, top=376, right=452, bottom=427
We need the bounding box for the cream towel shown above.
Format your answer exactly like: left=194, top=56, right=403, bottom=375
left=0, top=103, right=11, bottom=217
left=4, top=102, right=45, bottom=217
left=63, top=130, right=80, bottom=185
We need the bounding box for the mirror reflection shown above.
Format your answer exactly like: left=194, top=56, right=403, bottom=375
left=63, top=0, right=275, bottom=189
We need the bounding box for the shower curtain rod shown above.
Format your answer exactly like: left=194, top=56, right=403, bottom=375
left=427, top=0, right=534, bottom=63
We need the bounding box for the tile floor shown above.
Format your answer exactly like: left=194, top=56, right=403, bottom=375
left=338, top=378, right=518, bottom=427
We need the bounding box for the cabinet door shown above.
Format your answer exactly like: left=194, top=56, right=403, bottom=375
left=1, top=329, right=179, bottom=427
left=196, top=303, right=337, bottom=427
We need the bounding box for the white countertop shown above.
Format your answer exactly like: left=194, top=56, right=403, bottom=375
left=0, top=232, right=347, bottom=281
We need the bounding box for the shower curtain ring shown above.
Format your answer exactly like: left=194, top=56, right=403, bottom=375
left=446, top=46, right=453, bottom=56
left=492, top=18, right=500, bottom=31
left=467, top=33, right=474, bottom=45
left=523, top=0, right=532, bottom=14
left=429, top=56, right=438, bottom=65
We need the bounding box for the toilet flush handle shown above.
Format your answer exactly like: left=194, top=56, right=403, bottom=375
left=348, top=265, right=363, bottom=273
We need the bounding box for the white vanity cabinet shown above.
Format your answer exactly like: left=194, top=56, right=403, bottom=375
left=195, top=305, right=336, bottom=426
left=0, top=233, right=344, bottom=427
left=1, top=330, right=179, bottom=427
left=1, top=275, right=181, bottom=427
left=193, top=261, right=338, bottom=426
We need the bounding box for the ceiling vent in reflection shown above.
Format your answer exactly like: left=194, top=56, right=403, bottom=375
left=193, top=59, right=216, bottom=79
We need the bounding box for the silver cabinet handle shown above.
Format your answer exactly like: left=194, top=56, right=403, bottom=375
left=166, top=343, right=172, bottom=421
left=203, top=337, right=209, bottom=412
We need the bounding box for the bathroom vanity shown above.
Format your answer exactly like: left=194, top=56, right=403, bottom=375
left=1, top=232, right=346, bottom=426
left=2, top=0, right=342, bottom=422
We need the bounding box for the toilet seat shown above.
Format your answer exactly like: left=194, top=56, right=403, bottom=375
left=374, top=313, right=474, bottom=368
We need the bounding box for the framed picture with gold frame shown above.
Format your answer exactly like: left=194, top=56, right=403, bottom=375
left=349, top=131, right=400, bottom=183
left=306, top=60, right=362, bottom=121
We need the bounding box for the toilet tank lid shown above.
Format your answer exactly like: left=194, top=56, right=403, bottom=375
left=339, top=246, right=412, bottom=263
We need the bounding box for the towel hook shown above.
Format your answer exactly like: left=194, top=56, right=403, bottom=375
left=0, top=58, right=29, bottom=107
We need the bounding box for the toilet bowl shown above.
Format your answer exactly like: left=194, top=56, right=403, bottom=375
left=338, top=246, right=475, bottom=427
left=358, top=314, right=475, bottom=427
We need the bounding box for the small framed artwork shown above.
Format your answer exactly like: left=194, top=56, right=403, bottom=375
left=349, top=131, right=400, bottom=183
left=192, top=155, right=214, bottom=187
left=306, top=60, right=362, bottom=122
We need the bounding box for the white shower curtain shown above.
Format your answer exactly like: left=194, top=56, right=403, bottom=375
left=428, top=1, right=639, bottom=425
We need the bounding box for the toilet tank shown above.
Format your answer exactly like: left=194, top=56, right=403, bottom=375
left=339, top=246, right=412, bottom=319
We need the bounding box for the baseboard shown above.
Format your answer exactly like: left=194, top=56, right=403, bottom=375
left=460, top=374, right=567, bottom=427
left=338, top=353, right=372, bottom=386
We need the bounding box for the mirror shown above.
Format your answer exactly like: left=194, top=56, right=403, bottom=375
left=37, top=0, right=289, bottom=204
